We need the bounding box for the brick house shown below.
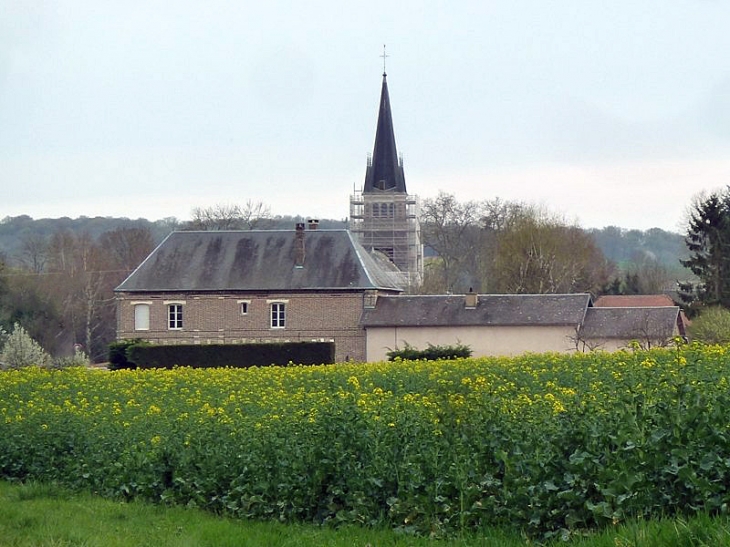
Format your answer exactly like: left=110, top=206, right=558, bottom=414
left=114, top=223, right=403, bottom=362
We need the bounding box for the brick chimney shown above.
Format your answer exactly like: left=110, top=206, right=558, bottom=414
left=465, top=288, right=478, bottom=309
left=307, top=219, right=320, bottom=230
left=295, top=223, right=305, bottom=268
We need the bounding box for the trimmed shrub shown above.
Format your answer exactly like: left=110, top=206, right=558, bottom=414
left=126, top=341, right=335, bottom=369
left=387, top=342, right=472, bottom=361
left=108, top=339, right=148, bottom=371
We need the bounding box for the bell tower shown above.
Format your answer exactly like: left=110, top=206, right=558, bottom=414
left=349, top=63, right=423, bottom=288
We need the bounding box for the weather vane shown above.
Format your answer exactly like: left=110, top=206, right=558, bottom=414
left=380, top=44, right=389, bottom=75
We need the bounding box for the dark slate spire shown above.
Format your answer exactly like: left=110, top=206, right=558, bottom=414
left=363, top=73, right=407, bottom=194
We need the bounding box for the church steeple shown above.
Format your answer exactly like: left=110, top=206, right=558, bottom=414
left=349, top=64, right=423, bottom=288
left=363, top=73, right=407, bottom=194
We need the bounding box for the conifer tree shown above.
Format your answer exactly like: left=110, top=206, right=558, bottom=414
left=680, top=188, right=730, bottom=310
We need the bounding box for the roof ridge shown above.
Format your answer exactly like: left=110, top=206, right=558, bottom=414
left=591, top=306, right=679, bottom=309
left=172, top=228, right=348, bottom=234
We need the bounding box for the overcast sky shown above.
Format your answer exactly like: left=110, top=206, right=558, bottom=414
left=2, top=1, right=730, bottom=232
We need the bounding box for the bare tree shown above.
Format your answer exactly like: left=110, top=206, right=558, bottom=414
left=480, top=197, right=523, bottom=232
left=476, top=198, right=525, bottom=292
left=492, top=206, right=613, bottom=294
left=17, top=233, right=49, bottom=273
left=188, top=200, right=273, bottom=231
left=0, top=269, right=65, bottom=356
left=239, top=199, right=274, bottom=230
left=45, top=230, right=123, bottom=361
left=570, top=327, right=605, bottom=353
left=420, top=192, right=485, bottom=292
left=632, top=310, right=674, bottom=349
left=420, top=193, right=525, bottom=293
left=47, top=230, right=79, bottom=275
left=98, top=227, right=155, bottom=271
left=626, top=252, right=674, bottom=294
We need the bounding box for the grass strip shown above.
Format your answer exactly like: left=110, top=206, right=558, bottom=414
left=3, top=481, right=730, bottom=546
left=0, top=481, right=523, bottom=547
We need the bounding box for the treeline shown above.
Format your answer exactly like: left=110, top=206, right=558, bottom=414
left=417, top=192, right=688, bottom=296
left=0, top=212, right=348, bottom=264
left=0, top=226, right=156, bottom=362
left=1, top=208, right=685, bottom=273
left=587, top=226, right=688, bottom=273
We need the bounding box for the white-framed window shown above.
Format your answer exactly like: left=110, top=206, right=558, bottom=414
left=363, top=291, right=378, bottom=309
left=238, top=300, right=250, bottom=315
left=168, top=303, right=183, bottom=330
left=133, top=303, right=150, bottom=331
left=270, top=302, right=286, bottom=328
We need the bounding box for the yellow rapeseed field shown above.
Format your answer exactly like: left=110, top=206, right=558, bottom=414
left=2, top=344, right=729, bottom=539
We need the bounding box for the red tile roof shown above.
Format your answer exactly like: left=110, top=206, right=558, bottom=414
left=594, top=295, right=676, bottom=308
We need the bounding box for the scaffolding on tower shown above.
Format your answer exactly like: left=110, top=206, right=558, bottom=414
left=349, top=185, right=423, bottom=289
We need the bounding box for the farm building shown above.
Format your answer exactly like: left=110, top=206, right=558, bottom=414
left=361, top=292, right=683, bottom=361
left=114, top=224, right=403, bottom=363
left=592, top=294, right=690, bottom=338
left=577, top=305, right=683, bottom=352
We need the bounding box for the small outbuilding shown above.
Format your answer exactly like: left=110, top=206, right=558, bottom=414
left=361, top=293, right=592, bottom=361
left=361, top=292, right=684, bottom=361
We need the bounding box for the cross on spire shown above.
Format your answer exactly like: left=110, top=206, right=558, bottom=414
left=380, top=44, right=389, bottom=76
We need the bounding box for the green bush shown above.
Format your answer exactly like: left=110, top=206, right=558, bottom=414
left=108, top=339, right=147, bottom=371
left=688, top=306, right=730, bottom=344
left=53, top=348, right=90, bottom=369
left=0, top=323, right=52, bottom=370
left=387, top=342, right=472, bottom=361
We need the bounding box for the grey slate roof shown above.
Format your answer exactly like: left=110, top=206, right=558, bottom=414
left=579, top=307, right=680, bottom=340
left=115, top=230, right=404, bottom=293
left=361, top=293, right=591, bottom=327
